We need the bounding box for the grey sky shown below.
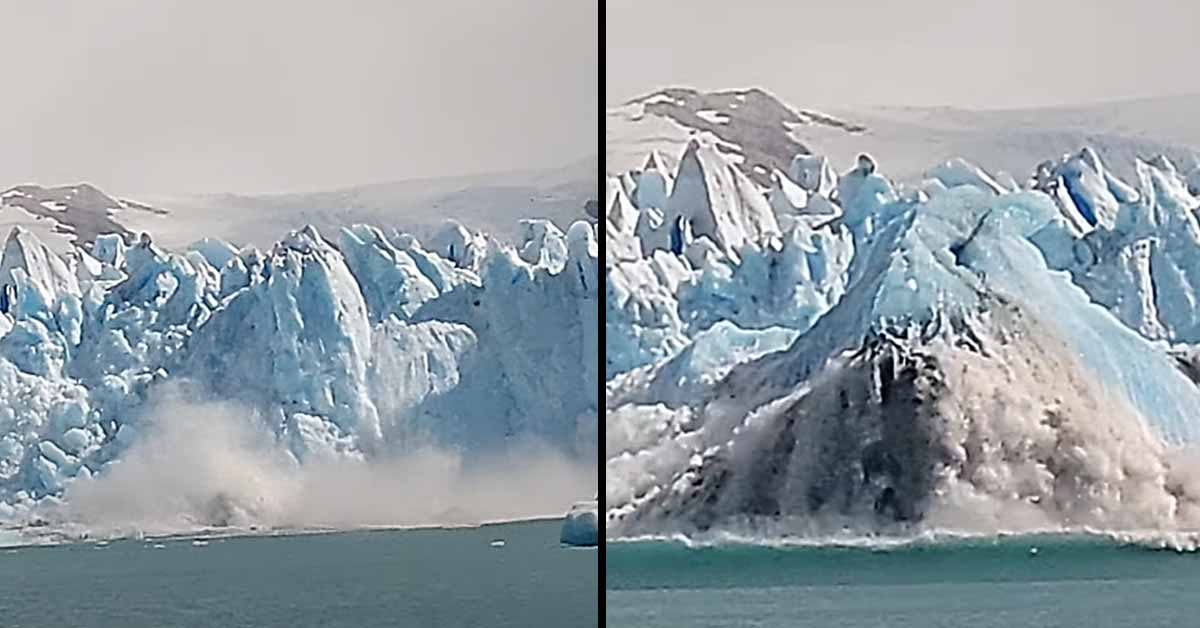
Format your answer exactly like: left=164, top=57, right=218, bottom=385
left=607, top=0, right=1200, bottom=110
left=5, top=0, right=597, bottom=195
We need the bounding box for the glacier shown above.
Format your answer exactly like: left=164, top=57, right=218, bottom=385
left=0, top=214, right=597, bottom=530
left=606, top=135, right=1200, bottom=545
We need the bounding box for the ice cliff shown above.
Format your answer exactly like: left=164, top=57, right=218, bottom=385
left=0, top=217, right=597, bottom=519
left=606, top=136, right=1200, bottom=543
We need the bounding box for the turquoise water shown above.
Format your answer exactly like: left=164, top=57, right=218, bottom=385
left=0, top=519, right=596, bottom=628
left=607, top=536, right=1200, bottom=627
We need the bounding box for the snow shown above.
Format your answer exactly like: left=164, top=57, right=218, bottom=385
left=607, top=105, right=698, bottom=177
left=0, top=209, right=77, bottom=255
left=695, top=110, right=730, bottom=125
left=641, top=93, right=685, bottom=106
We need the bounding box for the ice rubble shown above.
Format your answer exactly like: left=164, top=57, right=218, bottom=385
left=605, top=138, right=1200, bottom=542
left=0, top=216, right=597, bottom=516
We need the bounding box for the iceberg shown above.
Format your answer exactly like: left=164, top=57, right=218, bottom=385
left=560, top=499, right=598, bottom=547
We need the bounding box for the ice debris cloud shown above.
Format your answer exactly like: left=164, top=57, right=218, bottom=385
left=605, top=136, right=1200, bottom=546
left=55, top=387, right=595, bottom=536
left=0, top=216, right=597, bottom=523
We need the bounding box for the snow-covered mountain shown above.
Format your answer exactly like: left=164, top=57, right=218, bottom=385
left=609, top=87, right=1200, bottom=188
left=128, top=156, right=599, bottom=251
left=1, top=157, right=597, bottom=255
left=607, top=87, right=865, bottom=187
left=0, top=184, right=168, bottom=254
left=801, top=95, right=1200, bottom=185
left=606, top=87, right=1200, bottom=546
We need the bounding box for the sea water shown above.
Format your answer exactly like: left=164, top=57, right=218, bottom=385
left=0, top=519, right=597, bottom=628
left=606, top=535, right=1200, bottom=627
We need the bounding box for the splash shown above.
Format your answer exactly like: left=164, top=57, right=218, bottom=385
left=606, top=303, right=1200, bottom=548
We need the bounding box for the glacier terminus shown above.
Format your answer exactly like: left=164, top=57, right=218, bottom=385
left=606, top=88, right=1200, bottom=548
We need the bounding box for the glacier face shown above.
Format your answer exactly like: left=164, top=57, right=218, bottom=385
left=0, top=216, right=597, bottom=523
left=606, top=134, right=1200, bottom=543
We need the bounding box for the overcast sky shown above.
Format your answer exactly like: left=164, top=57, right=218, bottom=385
left=607, top=0, right=1200, bottom=110
left=5, top=0, right=597, bottom=195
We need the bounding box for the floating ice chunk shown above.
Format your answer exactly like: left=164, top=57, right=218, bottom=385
left=560, top=500, right=598, bottom=547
